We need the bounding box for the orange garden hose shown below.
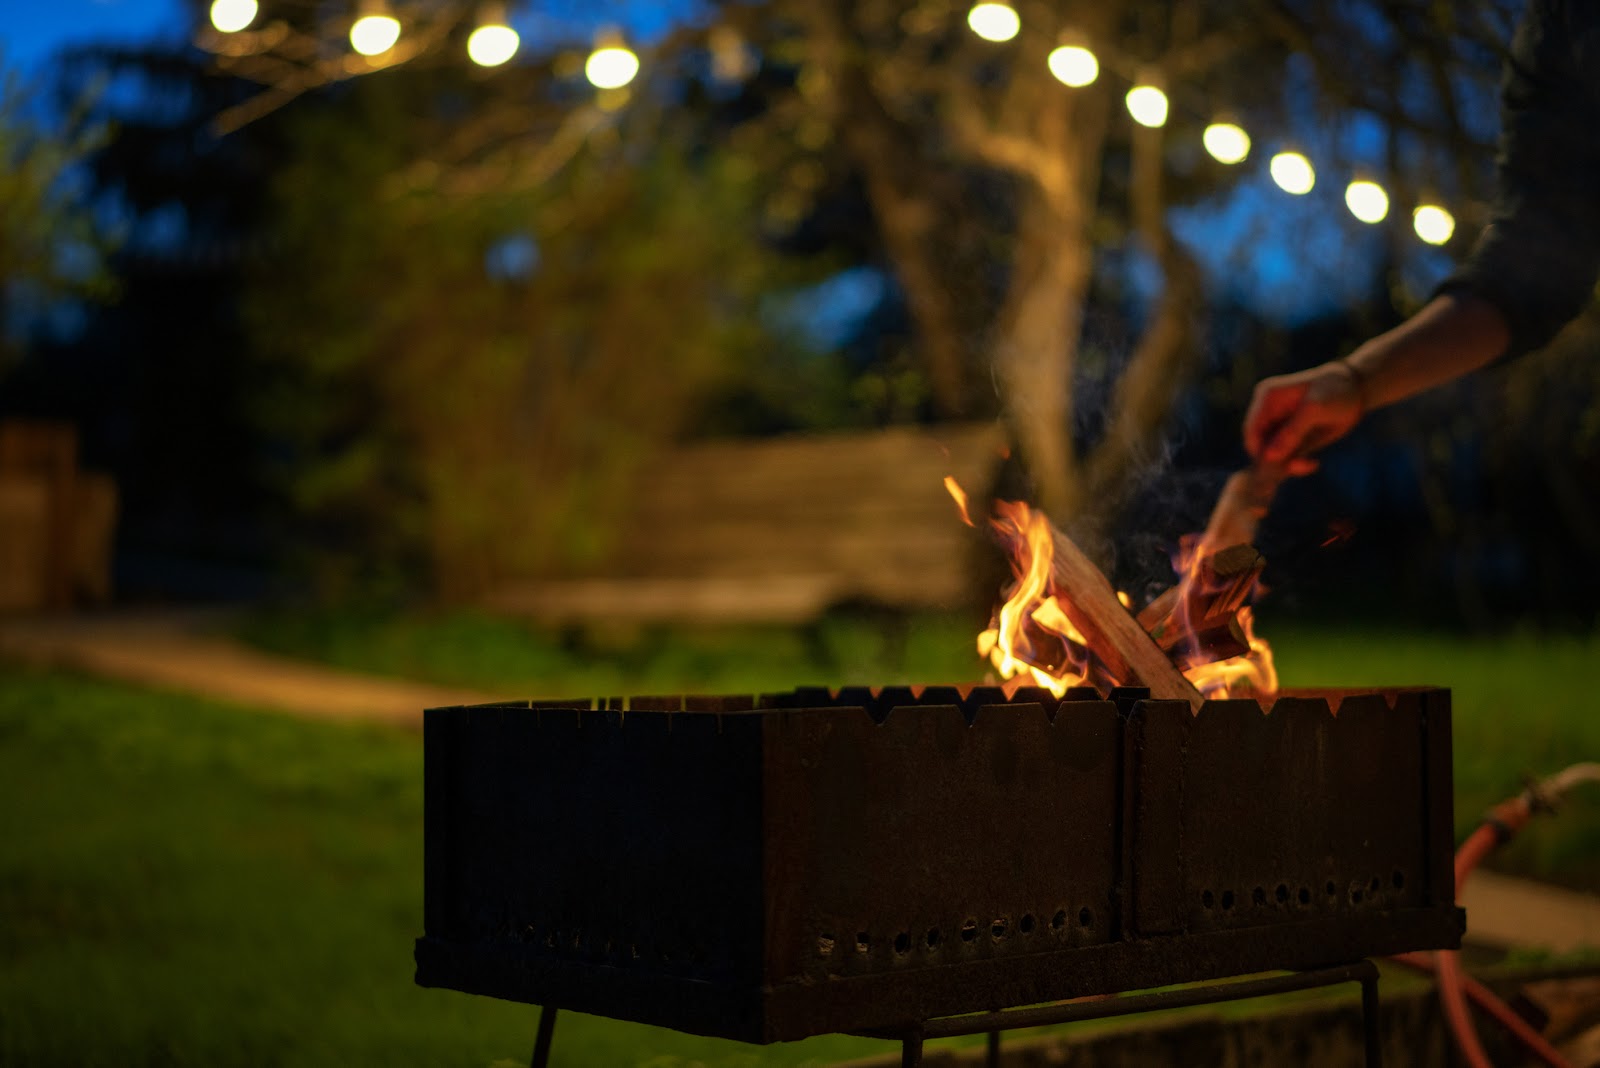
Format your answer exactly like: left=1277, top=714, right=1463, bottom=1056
left=1415, top=764, right=1600, bottom=1068
left=1390, top=951, right=1569, bottom=1068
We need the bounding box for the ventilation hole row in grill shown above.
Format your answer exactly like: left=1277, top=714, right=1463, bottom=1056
left=817, top=906, right=1097, bottom=959
left=526, top=926, right=715, bottom=969
left=1200, top=871, right=1409, bottom=913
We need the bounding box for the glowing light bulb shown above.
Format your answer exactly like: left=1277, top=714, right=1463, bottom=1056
left=1345, top=180, right=1389, bottom=224
left=1270, top=151, right=1315, bottom=195
left=585, top=45, right=639, bottom=89
left=350, top=13, right=401, bottom=56
left=1202, top=122, right=1250, bottom=164
left=1125, top=85, right=1168, bottom=128
left=210, top=0, right=257, bottom=32
left=1413, top=204, right=1456, bottom=245
left=468, top=23, right=519, bottom=66
left=966, top=2, right=1020, bottom=43
left=1047, top=45, right=1098, bottom=87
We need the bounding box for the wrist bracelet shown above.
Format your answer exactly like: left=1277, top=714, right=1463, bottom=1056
left=1336, top=357, right=1368, bottom=415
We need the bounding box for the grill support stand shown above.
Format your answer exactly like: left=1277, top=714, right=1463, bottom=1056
left=526, top=960, right=1382, bottom=1068
left=530, top=1002, right=557, bottom=1068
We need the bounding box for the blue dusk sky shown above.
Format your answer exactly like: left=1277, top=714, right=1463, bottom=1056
left=2, top=1, right=697, bottom=72
left=3, top=1, right=188, bottom=71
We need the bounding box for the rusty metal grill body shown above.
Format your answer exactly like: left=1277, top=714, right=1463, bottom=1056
left=415, top=686, right=1463, bottom=1044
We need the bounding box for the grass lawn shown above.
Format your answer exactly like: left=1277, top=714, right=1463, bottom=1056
left=5, top=611, right=1597, bottom=1066
left=0, top=667, right=899, bottom=1067
left=234, top=607, right=985, bottom=699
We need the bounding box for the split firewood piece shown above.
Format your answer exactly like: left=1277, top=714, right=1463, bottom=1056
left=1130, top=462, right=1282, bottom=666
left=1199, top=463, right=1287, bottom=557
left=1170, top=617, right=1251, bottom=671
left=1047, top=528, right=1204, bottom=708
left=1137, top=543, right=1265, bottom=660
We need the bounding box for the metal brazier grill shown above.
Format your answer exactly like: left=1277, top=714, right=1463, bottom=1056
left=415, top=685, right=1463, bottom=1048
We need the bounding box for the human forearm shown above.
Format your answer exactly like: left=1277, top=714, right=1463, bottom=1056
left=1343, top=293, right=1510, bottom=411
left=1243, top=293, right=1510, bottom=469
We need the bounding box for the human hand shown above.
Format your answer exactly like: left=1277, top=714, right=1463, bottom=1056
left=1242, top=361, right=1364, bottom=475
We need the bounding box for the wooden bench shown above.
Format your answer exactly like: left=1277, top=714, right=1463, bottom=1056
left=485, top=423, right=1004, bottom=624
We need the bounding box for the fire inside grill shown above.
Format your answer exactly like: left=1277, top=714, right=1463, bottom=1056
left=415, top=481, right=1460, bottom=1061
left=415, top=684, right=1462, bottom=1046
left=943, top=477, right=1281, bottom=704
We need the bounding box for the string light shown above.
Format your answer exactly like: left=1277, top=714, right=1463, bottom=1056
left=1345, top=179, right=1389, bottom=223
left=962, top=1, right=1457, bottom=237
left=1413, top=204, right=1456, bottom=245
left=226, top=0, right=1463, bottom=252
left=1270, top=151, right=1315, bottom=194
left=586, top=42, right=640, bottom=89
left=1047, top=44, right=1098, bottom=87
left=209, top=0, right=257, bottom=33
left=467, top=4, right=519, bottom=67
left=1202, top=121, right=1250, bottom=164
left=350, top=2, right=402, bottom=56
left=1125, top=83, right=1169, bottom=128
left=966, top=2, right=1021, bottom=43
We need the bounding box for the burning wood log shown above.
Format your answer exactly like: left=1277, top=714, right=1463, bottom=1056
left=1046, top=528, right=1204, bottom=708
left=1132, top=465, right=1282, bottom=667
left=1137, top=543, right=1265, bottom=663
left=957, top=483, right=1261, bottom=706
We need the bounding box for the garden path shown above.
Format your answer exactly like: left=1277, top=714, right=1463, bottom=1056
left=0, top=609, right=488, bottom=726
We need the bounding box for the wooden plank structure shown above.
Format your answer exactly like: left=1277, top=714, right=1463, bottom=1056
left=485, top=423, right=1006, bottom=625
left=0, top=421, right=117, bottom=612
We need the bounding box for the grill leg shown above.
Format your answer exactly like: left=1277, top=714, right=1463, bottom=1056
left=900, top=1030, right=924, bottom=1068
left=985, top=1028, right=1001, bottom=1067
left=1360, top=966, right=1382, bottom=1068
left=530, top=1005, right=557, bottom=1068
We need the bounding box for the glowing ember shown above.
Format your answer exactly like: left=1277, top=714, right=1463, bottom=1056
left=1321, top=518, right=1357, bottom=548
left=944, top=476, right=975, bottom=528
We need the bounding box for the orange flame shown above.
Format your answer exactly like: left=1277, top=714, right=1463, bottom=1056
left=973, top=497, right=1097, bottom=697
left=1167, top=533, right=1278, bottom=700
left=1183, top=605, right=1278, bottom=698
left=960, top=487, right=1278, bottom=702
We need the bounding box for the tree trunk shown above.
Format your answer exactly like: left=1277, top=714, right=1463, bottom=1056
left=807, top=1, right=972, bottom=418
left=994, top=195, right=1092, bottom=522
left=992, top=84, right=1109, bottom=528
left=854, top=159, right=970, bottom=417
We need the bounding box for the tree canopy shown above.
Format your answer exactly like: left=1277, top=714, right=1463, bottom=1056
left=44, top=0, right=1576, bottom=610
left=0, top=57, right=111, bottom=367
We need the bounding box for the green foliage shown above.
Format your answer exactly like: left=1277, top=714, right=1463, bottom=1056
left=0, top=57, right=113, bottom=365
left=248, top=68, right=807, bottom=599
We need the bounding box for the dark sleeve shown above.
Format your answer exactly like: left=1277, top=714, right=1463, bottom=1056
left=1437, top=0, right=1600, bottom=359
